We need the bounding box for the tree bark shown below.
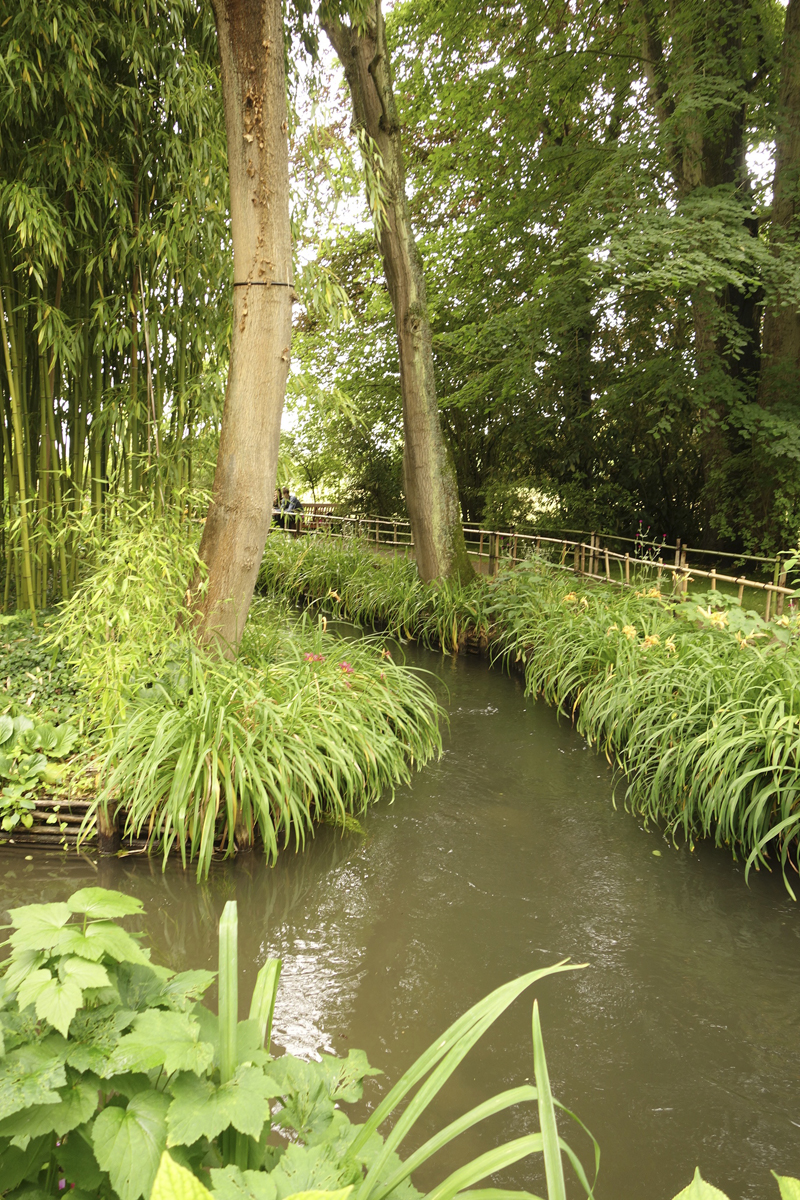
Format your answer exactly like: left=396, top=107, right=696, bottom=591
left=758, top=0, right=800, bottom=408
left=191, top=0, right=293, bottom=653
left=321, top=2, right=473, bottom=583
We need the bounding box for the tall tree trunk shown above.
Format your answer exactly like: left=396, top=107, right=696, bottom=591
left=321, top=2, right=473, bottom=583
left=190, top=0, right=293, bottom=654
left=755, top=0, right=800, bottom=534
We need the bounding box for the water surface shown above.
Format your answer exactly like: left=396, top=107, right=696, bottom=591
left=1, top=648, right=798, bottom=1199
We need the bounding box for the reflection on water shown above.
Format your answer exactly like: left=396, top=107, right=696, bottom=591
left=1, top=648, right=798, bottom=1200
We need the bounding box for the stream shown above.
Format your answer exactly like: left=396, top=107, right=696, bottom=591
left=1, top=646, right=798, bottom=1199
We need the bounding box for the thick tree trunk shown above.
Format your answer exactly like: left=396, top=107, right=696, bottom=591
left=758, top=0, right=800, bottom=408
left=322, top=3, right=472, bottom=583
left=191, top=0, right=293, bottom=653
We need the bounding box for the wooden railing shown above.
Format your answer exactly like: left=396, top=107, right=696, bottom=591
left=280, top=513, right=794, bottom=620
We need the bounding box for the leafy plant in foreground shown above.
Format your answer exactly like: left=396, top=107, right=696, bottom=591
left=0, top=888, right=597, bottom=1200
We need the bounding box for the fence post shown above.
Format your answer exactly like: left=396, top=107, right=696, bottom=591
left=765, top=585, right=773, bottom=622
left=604, top=548, right=610, bottom=580
left=674, top=537, right=681, bottom=568
left=494, top=533, right=501, bottom=576
left=737, top=578, right=745, bottom=604
left=561, top=541, right=566, bottom=566
left=624, top=552, right=630, bottom=586
left=589, top=532, right=596, bottom=575
left=710, top=568, right=716, bottom=591
left=573, top=544, right=579, bottom=573
left=657, top=558, right=663, bottom=586
left=579, top=543, right=585, bottom=574
left=776, top=569, right=787, bottom=617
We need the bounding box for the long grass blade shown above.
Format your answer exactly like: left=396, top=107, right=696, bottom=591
left=532, top=1000, right=566, bottom=1200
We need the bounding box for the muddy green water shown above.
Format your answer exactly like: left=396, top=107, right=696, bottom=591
left=1, top=648, right=799, bottom=1199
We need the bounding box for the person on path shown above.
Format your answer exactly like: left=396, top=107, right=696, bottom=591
left=272, top=488, right=284, bottom=529
left=281, top=486, right=304, bottom=536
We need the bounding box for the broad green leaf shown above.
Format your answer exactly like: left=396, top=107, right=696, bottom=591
left=151, top=1151, right=213, bottom=1200
left=68, top=920, right=150, bottom=965
left=269, top=1141, right=360, bottom=1199
left=319, top=1049, right=381, bottom=1104
left=57, top=1128, right=104, bottom=1190
left=66, top=1006, right=137, bottom=1074
left=670, top=1169, right=731, bottom=1199
left=50, top=724, right=79, bottom=758
left=3, top=948, right=46, bottom=993
left=0, top=1072, right=97, bottom=1138
left=0, top=1132, right=51, bottom=1191
left=34, top=975, right=83, bottom=1037
left=54, top=925, right=110, bottom=961
left=166, top=1064, right=279, bottom=1147
left=67, top=887, right=144, bottom=919
left=772, top=1176, right=800, bottom=1200
left=159, top=969, right=216, bottom=1011
left=0, top=714, right=14, bottom=745
left=60, top=956, right=111, bottom=990
left=32, top=723, right=58, bottom=752
left=267, top=1056, right=335, bottom=1142
left=105, top=1010, right=214, bottom=1078
left=210, top=1165, right=279, bottom=1200
left=0, top=1041, right=67, bottom=1120
left=7, top=902, right=72, bottom=951
left=93, top=1090, right=170, bottom=1200
left=16, top=968, right=53, bottom=1012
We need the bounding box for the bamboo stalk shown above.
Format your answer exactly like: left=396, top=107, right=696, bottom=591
left=0, top=247, right=37, bottom=625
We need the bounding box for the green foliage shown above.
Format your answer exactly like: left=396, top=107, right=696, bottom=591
left=0, top=612, right=85, bottom=723
left=0, top=890, right=594, bottom=1200
left=259, top=535, right=800, bottom=892
left=47, top=515, right=441, bottom=877
left=0, top=712, right=77, bottom=831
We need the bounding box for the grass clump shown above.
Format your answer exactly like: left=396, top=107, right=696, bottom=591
left=258, top=532, right=494, bottom=653
left=259, top=533, right=800, bottom=892
left=48, top=515, right=442, bottom=875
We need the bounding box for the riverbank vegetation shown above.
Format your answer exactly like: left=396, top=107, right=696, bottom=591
left=0, top=517, right=442, bottom=873
left=259, top=535, right=800, bottom=894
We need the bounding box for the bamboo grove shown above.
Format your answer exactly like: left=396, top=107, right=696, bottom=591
left=0, top=0, right=231, bottom=620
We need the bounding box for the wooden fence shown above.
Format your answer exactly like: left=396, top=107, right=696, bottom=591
left=287, top=513, right=794, bottom=621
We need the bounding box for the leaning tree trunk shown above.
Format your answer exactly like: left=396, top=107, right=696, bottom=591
left=321, top=2, right=473, bottom=583
left=191, top=0, right=293, bottom=653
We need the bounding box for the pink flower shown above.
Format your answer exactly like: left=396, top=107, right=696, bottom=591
left=340, top=662, right=355, bottom=674
left=304, top=653, right=325, bottom=663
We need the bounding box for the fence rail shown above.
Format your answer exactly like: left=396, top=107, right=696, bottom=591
left=285, top=512, right=794, bottom=621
